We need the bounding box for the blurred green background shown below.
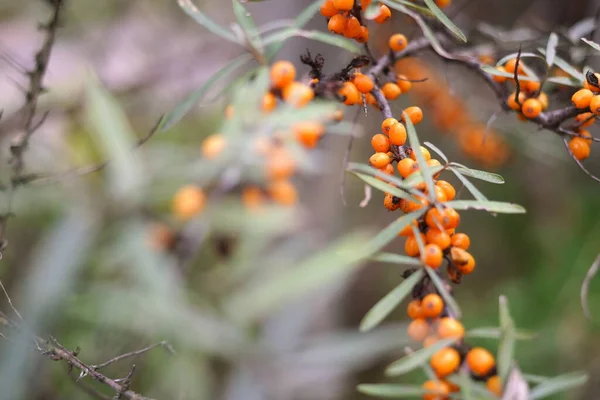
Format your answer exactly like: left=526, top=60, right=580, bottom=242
left=0, top=0, right=600, bottom=399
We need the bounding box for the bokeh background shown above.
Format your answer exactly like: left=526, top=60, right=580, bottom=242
left=0, top=0, right=600, bottom=399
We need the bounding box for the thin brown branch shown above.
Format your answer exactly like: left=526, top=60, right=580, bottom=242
left=92, top=341, right=173, bottom=371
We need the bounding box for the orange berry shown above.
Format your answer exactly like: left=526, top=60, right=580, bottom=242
left=381, top=118, right=399, bottom=135
left=422, top=244, right=444, bottom=269
left=382, top=82, right=401, bottom=100
left=388, top=33, right=408, bottom=52
left=373, top=4, right=391, bottom=23
left=172, top=185, right=206, bottom=220
left=426, top=228, right=451, bottom=250
left=371, top=133, right=391, bottom=153
left=389, top=123, right=407, bottom=145
left=492, top=66, right=507, bottom=83
left=407, top=299, right=424, bottom=319
left=450, top=247, right=476, bottom=274
left=384, top=193, right=402, bottom=211
left=575, top=112, right=595, bottom=128
left=450, top=233, right=470, bottom=250
left=398, top=220, right=418, bottom=236
left=423, top=336, right=439, bottom=348
left=319, top=0, right=338, bottom=17
left=435, top=0, right=451, bottom=7
left=405, top=233, right=426, bottom=257
left=364, top=92, right=377, bottom=105
left=568, top=137, right=591, bottom=160
left=361, top=0, right=372, bottom=8
left=267, top=180, right=298, bottom=206
left=427, top=159, right=443, bottom=178
left=585, top=71, right=600, bottom=93
left=432, top=186, right=448, bottom=202
left=521, top=98, right=542, bottom=118
left=293, top=121, right=324, bottom=148
left=437, top=317, right=465, bottom=339
left=422, top=293, right=444, bottom=318
left=369, top=152, right=391, bottom=168
left=590, top=94, right=600, bottom=115
left=410, top=146, right=432, bottom=162
left=506, top=91, right=525, bottom=110
left=331, top=109, right=344, bottom=122
left=407, top=318, right=430, bottom=341
left=402, top=106, right=423, bottom=125
left=328, top=13, right=347, bottom=34
left=355, top=25, right=369, bottom=43
left=266, top=148, right=296, bottom=180
left=262, top=92, right=277, bottom=112
left=422, top=380, right=449, bottom=400
left=426, top=207, right=460, bottom=230
left=339, top=81, right=361, bottom=105
left=344, top=15, right=362, bottom=38
left=396, top=74, right=412, bottom=92
left=436, top=181, right=456, bottom=201
left=333, top=0, right=354, bottom=11
left=282, top=82, right=314, bottom=107
left=242, top=186, right=266, bottom=209
left=504, top=58, right=524, bottom=74
left=578, top=129, right=593, bottom=145
left=270, top=61, right=296, bottom=89
left=201, top=134, right=227, bottom=159
left=466, top=347, right=495, bottom=376
left=397, top=157, right=418, bottom=178
left=571, top=89, right=594, bottom=109
left=486, top=375, right=502, bottom=396
left=522, top=79, right=540, bottom=94
left=430, top=347, right=461, bottom=378
left=538, top=92, right=549, bottom=110
left=352, top=74, right=374, bottom=94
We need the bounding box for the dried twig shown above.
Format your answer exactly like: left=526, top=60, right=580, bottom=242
left=92, top=341, right=174, bottom=371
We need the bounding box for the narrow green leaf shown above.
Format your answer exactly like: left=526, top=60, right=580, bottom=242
left=403, top=111, right=435, bottom=202
left=522, top=374, right=550, bottom=384
left=546, top=76, right=581, bottom=87
left=530, top=372, right=588, bottom=399
left=446, top=200, right=526, bottom=214
left=481, top=64, right=536, bottom=81
left=451, top=169, right=488, bottom=201
left=396, top=0, right=434, bottom=16
left=495, top=52, right=542, bottom=66
left=351, top=172, right=417, bottom=202
left=263, top=28, right=361, bottom=53
left=159, top=54, right=252, bottom=131
left=466, top=327, right=536, bottom=340
left=364, top=2, right=381, bottom=19
left=360, top=269, right=425, bottom=332
left=567, top=18, right=596, bottom=43
left=371, top=252, right=423, bottom=266
left=385, top=338, right=457, bottom=376
left=457, top=369, right=474, bottom=400
left=366, top=210, right=427, bottom=254
left=411, top=224, right=426, bottom=256
left=178, top=0, right=237, bottom=42
left=423, top=141, right=448, bottom=163
left=402, top=165, right=446, bottom=188
left=232, top=0, right=263, bottom=53
left=538, top=48, right=584, bottom=81
left=545, top=32, right=559, bottom=68
left=582, top=37, right=600, bottom=52
left=497, top=295, right=516, bottom=384
left=423, top=0, right=466, bottom=42
left=424, top=267, right=461, bottom=319
left=357, top=384, right=426, bottom=397
left=448, top=163, right=504, bottom=184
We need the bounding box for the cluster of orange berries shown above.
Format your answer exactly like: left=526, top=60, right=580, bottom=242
left=407, top=294, right=501, bottom=398
left=567, top=72, right=600, bottom=161
left=396, top=58, right=510, bottom=168
left=320, top=0, right=390, bottom=43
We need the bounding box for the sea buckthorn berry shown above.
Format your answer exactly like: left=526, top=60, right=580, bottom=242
left=456, top=253, right=475, bottom=274
left=506, top=91, right=525, bottom=110
left=466, top=347, right=496, bottom=376
left=201, top=134, right=227, bottom=159
left=261, top=92, right=277, bottom=112
left=382, top=82, right=402, bottom=100
left=504, top=58, right=524, bottom=74
left=407, top=318, right=430, bottom=342
left=578, top=129, right=593, bottom=145
left=353, top=73, right=375, bottom=93
left=267, top=148, right=296, bottom=180
left=575, top=112, right=595, bottom=128
left=172, top=185, right=206, bottom=220
left=242, top=186, right=266, bottom=209
left=572, top=89, right=593, bottom=109
left=396, top=74, right=412, bottom=92
left=522, top=79, right=540, bottom=94
left=436, top=181, right=456, bottom=201
left=371, top=133, right=390, bottom=153
left=422, top=293, right=444, bottom=318
left=423, top=336, right=439, bottom=348
left=344, top=16, right=362, bottom=38
left=568, top=137, right=591, bottom=160
left=521, top=98, right=542, bottom=119
left=320, top=0, right=338, bottom=17
left=422, top=380, right=449, bottom=400
left=339, top=81, right=361, bottom=105
left=585, top=72, right=600, bottom=92
left=370, top=152, right=391, bottom=168
left=282, top=82, right=314, bottom=107
left=356, top=25, right=369, bottom=43
left=405, top=233, right=426, bottom=257
left=389, top=33, right=408, bottom=52
left=433, top=186, right=448, bottom=202
left=426, top=228, right=451, bottom=250
left=384, top=193, right=402, bottom=211
left=293, top=121, right=324, bottom=148
left=450, top=233, right=470, bottom=250
left=389, top=123, right=407, bottom=145
left=426, top=207, right=460, bottom=229
left=270, top=61, right=296, bottom=89
left=410, top=146, right=432, bottom=162
left=225, top=104, right=234, bottom=119
left=492, top=66, right=507, bottom=83
left=435, top=0, right=451, bottom=7
left=332, top=109, right=344, bottom=122
left=437, top=317, right=465, bottom=339
left=398, top=157, right=418, bottom=178
left=398, top=220, right=418, bottom=236
left=486, top=376, right=502, bottom=396
left=328, top=13, right=347, bottom=34
left=361, top=0, right=372, bottom=8
left=422, top=244, right=444, bottom=269
left=402, top=106, right=423, bottom=125
left=333, top=0, right=354, bottom=11
left=401, top=196, right=429, bottom=213
left=450, top=247, right=475, bottom=274
left=590, top=95, right=600, bottom=115
left=364, top=92, right=377, bottom=105
left=407, top=299, right=424, bottom=319
left=538, top=92, right=549, bottom=110
left=268, top=180, right=298, bottom=206
left=430, top=347, right=461, bottom=378
left=381, top=118, right=399, bottom=135
left=373, top=4, right=391, bottom=23
left=427, top=159, right=443, bottom=178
